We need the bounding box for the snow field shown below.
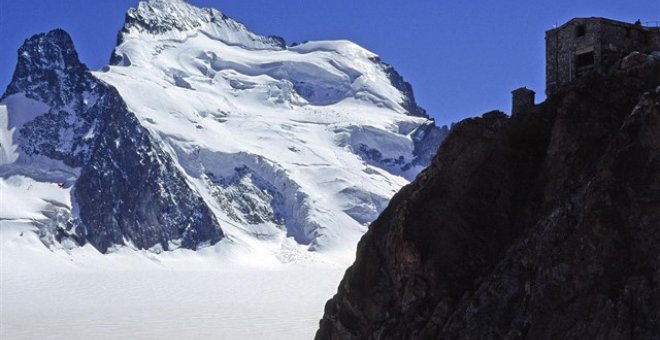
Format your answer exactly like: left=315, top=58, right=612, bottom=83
left=1, top=221, right=346, bottom=340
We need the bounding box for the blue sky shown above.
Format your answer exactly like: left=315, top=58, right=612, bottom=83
left=1, top=0, right=659, bottom=125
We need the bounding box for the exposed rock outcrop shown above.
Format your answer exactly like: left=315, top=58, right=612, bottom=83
left=317, top=54, right=660, bottom=339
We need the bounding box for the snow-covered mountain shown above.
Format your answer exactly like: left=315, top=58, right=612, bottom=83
left=0, top=0, right=447, bottom=259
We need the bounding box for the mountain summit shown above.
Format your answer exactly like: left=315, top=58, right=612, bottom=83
left=1, top=0, right=447, bottom=257
left=112, top=0, right=285, bottom=65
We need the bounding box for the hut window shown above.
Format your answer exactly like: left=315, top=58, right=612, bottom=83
left=576, top=51, right=595, bottom=68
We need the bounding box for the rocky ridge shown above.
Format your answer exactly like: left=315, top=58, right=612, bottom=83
left=317, top=52, right=660, bottom=339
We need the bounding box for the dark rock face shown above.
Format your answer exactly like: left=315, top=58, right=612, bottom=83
left=410, top=122, right=450, bottom=169
left=3, top=29, right=223, bottom=253
left=73, top=88, right=223, bottom=253
left=3, top=29, right=104, bottom=167
left=370, top=56, right=428, bottom=119
left=364, top=57, right=450, bottom=173
left=3, top=29, right=91, bottom=107
left=317, top=56, right=660, bottom=339
left=370, top=57, right=450, bottom=170
left=3, top=30, right=97, bottom=166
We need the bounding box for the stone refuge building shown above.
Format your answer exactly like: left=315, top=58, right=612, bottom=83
left=545, top=17, right=660, bottom=94
left=511, top=87, right=535, bottom=117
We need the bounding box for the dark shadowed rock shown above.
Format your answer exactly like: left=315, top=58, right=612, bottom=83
left=409, top=122, right=450, bottom=170
left=370, top=56, right=429, bottom=119
left=367, top=56, right=450, bottom=173
left=317, top=55, right=660, bottom=339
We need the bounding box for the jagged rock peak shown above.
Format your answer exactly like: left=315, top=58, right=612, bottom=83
left=3, top=29, right=92, bottom=106
left=371, top=57, right=428, bottom=118
left=16, top=29, right=81, bottom=69
left=117, top=0, right=285, bottom=49
left=1, top=28, right=225, bottom=253
left=127, top=0, right=222, bottom=34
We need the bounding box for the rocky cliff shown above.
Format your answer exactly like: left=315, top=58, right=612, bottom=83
left=317, top=53, right=660, bottom=339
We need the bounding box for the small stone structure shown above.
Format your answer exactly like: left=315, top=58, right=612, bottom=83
left=511, top=87, right=535, bottom=116
left=545, top=17, right=660, bottom=94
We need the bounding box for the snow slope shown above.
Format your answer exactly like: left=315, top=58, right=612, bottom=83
left=0, top=220, right=344, bottom=340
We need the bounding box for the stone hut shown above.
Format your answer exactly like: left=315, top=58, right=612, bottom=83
left=545, top=17, right=660, bottom=94
left=511, top=87, right=535, bottom=117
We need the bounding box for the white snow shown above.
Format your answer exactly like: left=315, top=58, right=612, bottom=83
left=0, top=95, right=53, bottom=165
left=0, top=176, right=71, bottom=220
left=0, top=221, right=345, bottom=340
left=3, top=93, right=51, bottom=128
left=0, top=94, right=80, bottom=189
left=0, top=105, right=17, bottom=165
